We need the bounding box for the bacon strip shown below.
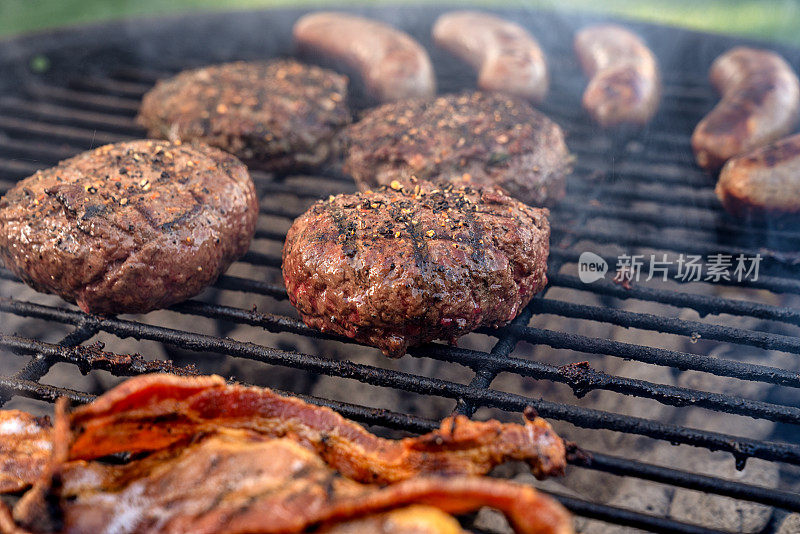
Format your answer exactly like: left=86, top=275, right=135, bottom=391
left=69, top=374, right=566, bottom=481
left=59, top=431, right=572, bottom=534
left=0, top=411, right=52, bottom=494
left=12, top=399, right=70, bottom=534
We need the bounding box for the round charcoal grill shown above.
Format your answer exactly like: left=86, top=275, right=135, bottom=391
left=2, top=6, right=800, bottom=534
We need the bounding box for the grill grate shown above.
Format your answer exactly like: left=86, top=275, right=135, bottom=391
left=2, top=7, right=800, bottom=534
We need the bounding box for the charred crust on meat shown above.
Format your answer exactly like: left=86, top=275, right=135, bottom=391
left=339, top=91, right=570, bottom=207
left=0, top=139, right=258, bottom=314
left=137, top=60, right=352, bottom=172
left=282, top=182, right=550, bottom=357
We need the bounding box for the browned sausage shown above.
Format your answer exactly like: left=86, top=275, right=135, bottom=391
left=432, top=11, right=548, bottom=103
left=716, top=133, right=800, bottom=217
left=693, top=47, right=800, bottom=171
left=293, top=12, right=435, bottom=102
left=574, top=24, right=661, bottom=127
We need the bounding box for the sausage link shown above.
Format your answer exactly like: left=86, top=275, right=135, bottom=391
left=716, top=133, right=800, bottom=217
left=293, top=12, right=435, bottom=103
left=574, top=24, right=661, bottom=127
left=432, top=11, right=548, bottom=103
left=693, top=47, right=800, bottom=171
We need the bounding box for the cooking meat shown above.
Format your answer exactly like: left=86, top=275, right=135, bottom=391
left=282, top=182, right=550, bottom=357
left=0, top=140, right=258, bottom=314
left=432, top=11, right=549, bottom=103
left=58, top=434, right=572, bottom=534
left=339, top=91, right=571, bottom=207
left=319, top=506, right=466, bottom=533
left=2, top=374, right=573, bottom=534
left=137, top=60, right=351, bottom=172
left=68, top=374, right=567, bottom=481
left=692, top=47, right=800, bottom=171
left=716, top=132, right=800, bottom=217
left=574, top=24, right=661, bottom=127
left=293, top=12, right=435, bottom=102
left=0, top=411, right=51, bottom=493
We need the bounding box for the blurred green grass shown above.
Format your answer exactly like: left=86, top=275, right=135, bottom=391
left=0, top=0, right=797, bottom=44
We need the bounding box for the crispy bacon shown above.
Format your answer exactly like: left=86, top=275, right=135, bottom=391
left=0, top=411, right=52, bottom=493
left=68, top=374, right=566, bottom=481
left=58, top=431, right=572, bottom=534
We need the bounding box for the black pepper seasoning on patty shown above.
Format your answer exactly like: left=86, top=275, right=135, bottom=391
left=282, top=180, right=550, bottom=357
left=0, top=140, right=258, bottom=314
left=138, top=60, right=351, bottom=172
left=338, top=91, right=571, bottom=207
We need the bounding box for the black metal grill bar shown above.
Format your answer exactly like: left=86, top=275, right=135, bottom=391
left=0, top=322, right=99, bottom=406
left=0, top=375, right=95, bottom=404
left=70, top=77, right=152, bottom=98
left=557, top=199, right=800, bottom=245
left=571, top=159, right=710, bottom=188
left=213, top=274, right=287, bottom=300
left=555, top=495, right=726, bottom=534
left=580, top=452, right=800, bottom=513
left=529, top=299, right=800, bottom=354
left=503, top=324, right=800, bottom=388
left=0, top=97, right=141, bottom=131
left=550, top=273, right=800, bottom=326
left=0, top=157, right=45, bottom=177
left=549, top=223, right=790, bottom=265
left=0, top=136, right=82, bottom=161
left=27, top=83, right=141, bottom=113
left=0, top=333, right=197, bottom=377
left=568, top=181, right=719, bottom=208
left=0, top=115, right=129, bottom=145
left=5, top=298, right=800, bottom=467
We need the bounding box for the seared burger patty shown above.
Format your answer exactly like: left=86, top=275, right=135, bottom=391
left=339, top=91, right=571, bottom=207
left=282, top=181, right=550, bottom=357
left=138, top=60, right=351, bottom=172
left=0, top=140, right=258, bottom=314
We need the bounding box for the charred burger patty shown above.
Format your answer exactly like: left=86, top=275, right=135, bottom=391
left=282, top=182, right=550, bottom=357
left=0, top=140, right=258, bottom=314
left=138, top=60, right=351, bottom=172
left=339, top=91, right=571, bottom=207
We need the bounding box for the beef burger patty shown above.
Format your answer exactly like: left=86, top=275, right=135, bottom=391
left=0, top=140, right=258, bottom=314
left=339, top=91, right=571, bottom=207
left=138, top=60, right=351, bottom=172
left=282, top=181, right=550, bottom=357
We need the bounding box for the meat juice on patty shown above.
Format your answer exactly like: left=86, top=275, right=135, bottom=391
left=282, top=181, right=550, bottom=357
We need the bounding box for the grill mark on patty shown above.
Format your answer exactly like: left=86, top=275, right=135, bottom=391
left=456, top=194, right=486, bottom=264
left=161, top=203, right=203, bottom=233
left=386, top=197, right=430, bottom=273
left=324, top=202, right=359, bottom=258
